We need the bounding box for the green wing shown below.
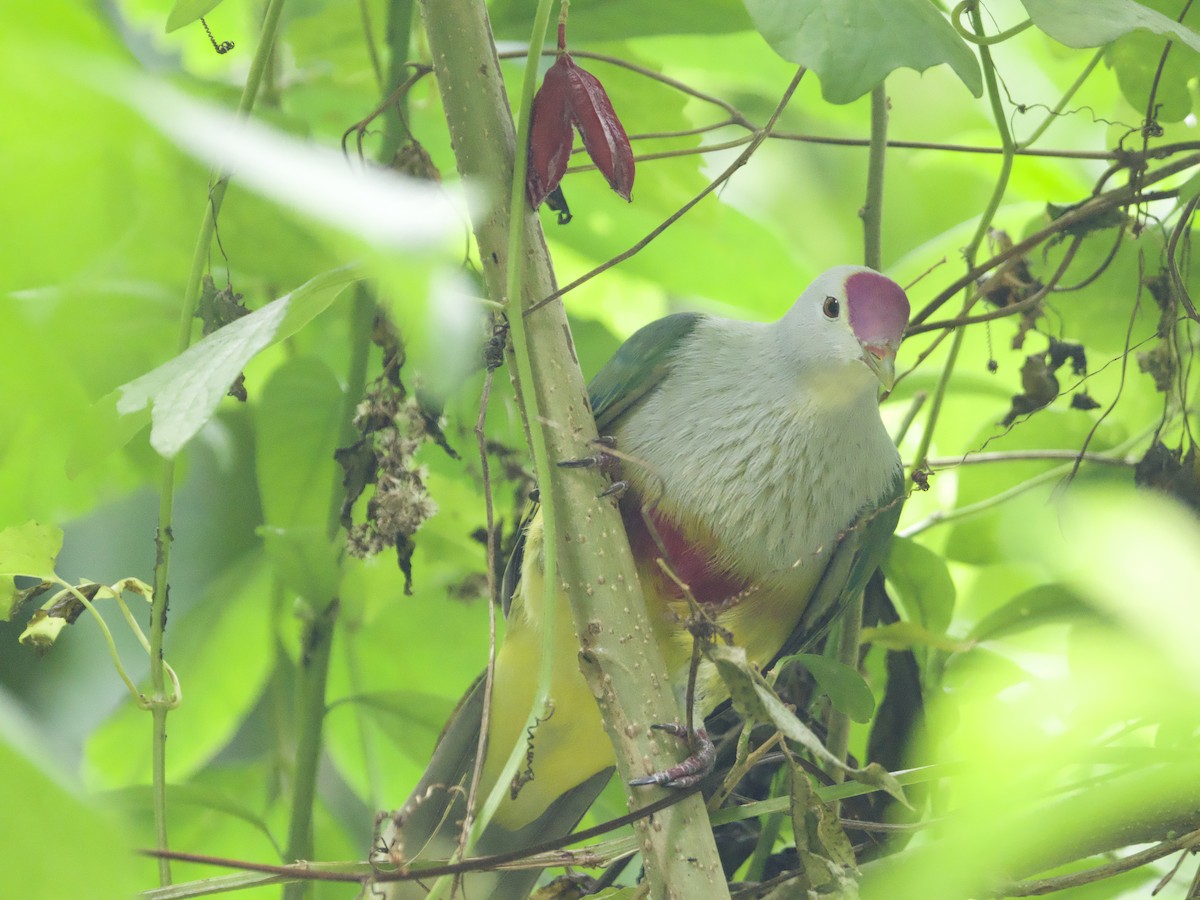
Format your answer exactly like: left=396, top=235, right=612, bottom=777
left=779, top=465, right=907, bottom=659
left=588, top=312, right=703, bottom=433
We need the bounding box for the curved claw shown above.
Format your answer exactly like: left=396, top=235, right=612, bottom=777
left=558, top=455, right=604, bottom=469
left=598, top=480, right=628, bottom=499
left=559, top=436, right=621, bottom=472
left=629, top=725, right=715, bottom=789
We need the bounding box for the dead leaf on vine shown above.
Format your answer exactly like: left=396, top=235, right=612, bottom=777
left=1002, top=354, right=1059, bottom=426
left=1135, top=441, right=1200, bottom=514
left=1137, top=342, right=1175, bottom=392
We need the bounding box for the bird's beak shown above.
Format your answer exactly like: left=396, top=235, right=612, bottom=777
left=860, top=343, right=897, bottom=392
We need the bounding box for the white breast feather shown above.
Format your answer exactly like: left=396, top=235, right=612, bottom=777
left=615, top=316, right=900, bottom=592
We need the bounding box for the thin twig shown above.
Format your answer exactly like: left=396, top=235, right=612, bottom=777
left=1059, top=252, right=1146, bottom=491
left=497, top=48, right=754, bottom=129
left=771, top=131, right=1118, bottom=160
left=709, top=733, right=783, bottom=812
left=900, top=429, right=1149, bottom=538
left=356, top=0, right=385, bottom=91
left=456, top=365, right=501, bottom=874
left=996, top=828, right=1200, bottom=897
left=906, top=234, right=1083, bottom=336
left=1167, top=191, right=1200, bottom=321
left=446, top=5, right=560, bottom=884
left=924, top=449, right=1135, bottom=468
left=907, top=152, right=1200, bottom=329
left=565, top=135, right=754, bottom=172
left=1016, top=48, right=1104, bottom=150
left=140, top=783, right=704, bottom=885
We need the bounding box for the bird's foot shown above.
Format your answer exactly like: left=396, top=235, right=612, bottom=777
left=629, top=724, right=715, bottom=788
left=558, top=437, right=617, bottom=467
left=558, top=437, right=622, bottom=494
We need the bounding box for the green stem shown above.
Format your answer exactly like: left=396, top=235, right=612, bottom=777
left=326, top=9, right=415, bottom=822
left=826, top=594, right=863, bottom=792
left=379, top=0, right=415, bottom=163
left=282, top=601, right=338, bottom=900
left=743, top=766, right=788, bottom=881
left=826, top=78, right=889, bottom=817
left=863, top=83, right=888, bottom=271
left=358, top=0, right=386, bottom=92
left=282, top=65, right=389, bottom=900
left=149, top=462, right=176, bottom=887
left=148, top=0, right=291, bottom=885
left=465, top=0, right=559, bottom=850
left=951, top=0, right=1033, bottom=45
left=910, top=2, right=1016, bottom=478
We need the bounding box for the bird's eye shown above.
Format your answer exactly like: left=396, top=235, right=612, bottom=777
left=822, top=296, right=840, bottom=319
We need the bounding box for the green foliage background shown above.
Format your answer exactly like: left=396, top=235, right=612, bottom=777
left=2, top=0, right=1199, bottom=896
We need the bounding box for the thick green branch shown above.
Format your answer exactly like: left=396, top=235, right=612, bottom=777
left=415, top=1, right=728, bottom=895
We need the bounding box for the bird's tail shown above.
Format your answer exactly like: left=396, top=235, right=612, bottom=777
left=383, top=676, right=612, bottom=900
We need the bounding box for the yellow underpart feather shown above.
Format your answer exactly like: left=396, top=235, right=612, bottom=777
left=477, top=512, right=822, bottom=832
left=479, top=513, right=612, bottom=831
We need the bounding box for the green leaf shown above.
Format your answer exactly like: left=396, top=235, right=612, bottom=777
left=790, top=767, right=856, bottom=870
left=860, top=621, right=973, bottom=653
left=0, top=521, right=62, bottom=620
left=1021, top=0, right=1200, bottom=52
left=489, top=0, right=752, bottom=39
left=742, top=0, right=982, bottom=103
left=164, top=0, right=224, bottom=33
left=941, top=646, right=1032, bottom=696
left=259, top=527, right=341, bottom=605
left=104, top=783, right=281, bottom=856
left=255, top=357, right=344, bottom=530
left=1106, top=23, right=1200, bottom=123
left=0, top=521, right=62, bottom=580
left=883, top=536, right=955, bottom=634
left=122, top=79, right=471, bottom=252
left=329, top=691, right=456, bottom=766
left=969, top=583, right=1093, bottom=642
left=789, top=767, right=858, bottom=894
left=944, top=409, right=1132, bottom=566
left=1021, top=485, right=1200, bottom=686
left=0, top=736, right=141, bottom=896
left=114, top=267, right=358, bottom=459
left=784, top=652, right=876, bottom=723
left=709, top=644, right=907, bottom=804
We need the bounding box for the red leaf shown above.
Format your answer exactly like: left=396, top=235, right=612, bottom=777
left=565, top=58, right=634, bottom=202
left=526, top=57, right=575, bottom=209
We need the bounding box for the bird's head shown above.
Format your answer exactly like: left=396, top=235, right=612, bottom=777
left=780, top=265, right=910, bottom=392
